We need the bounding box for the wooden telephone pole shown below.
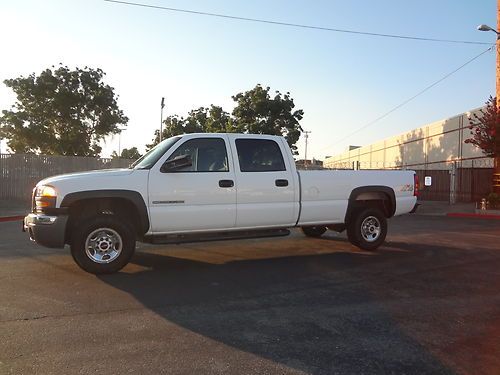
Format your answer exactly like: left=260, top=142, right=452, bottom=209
left=495, top=0, right=500, bottom=192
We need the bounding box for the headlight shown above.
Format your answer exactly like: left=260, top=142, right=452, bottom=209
left=36, top=185, right=57, bottom=198
left=34, top=185, right=57, bottom=212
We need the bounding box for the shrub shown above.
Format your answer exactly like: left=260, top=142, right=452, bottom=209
left=487, top=192, right=500, bottom=209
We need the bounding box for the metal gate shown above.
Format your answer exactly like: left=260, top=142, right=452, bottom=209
left=415, top=170, right=451, bottom=201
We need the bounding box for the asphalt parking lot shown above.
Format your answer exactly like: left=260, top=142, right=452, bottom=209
left=1, top=214, right=499, bottom=374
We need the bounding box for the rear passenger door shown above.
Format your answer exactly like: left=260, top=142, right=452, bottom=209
left=231, top=137, right=297, bottom=228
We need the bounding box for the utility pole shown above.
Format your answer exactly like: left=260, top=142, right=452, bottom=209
left=478, top=2, right=500, bottom=193
left=497, top=0, right=500, bottom=110
left=160, top=97, right=165, bottom=143
left=496, top=0, right=500, bottom=192
left=304, top=130, right=311, bottom=169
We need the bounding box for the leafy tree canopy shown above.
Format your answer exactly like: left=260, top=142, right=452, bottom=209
left=111, top=147, right=142, bottom=160
left=465, top=96, right=499, bottom=157
left=231, top=85, right=303, bottom=153
left=147, top=85, right=303, bottom=153
left=146, top=106, right=232, bottom=150
left=0, top=65, right=128, bottom=156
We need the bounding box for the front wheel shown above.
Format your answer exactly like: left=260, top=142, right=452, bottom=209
left=346, top=208, right=387, bottom=251
left=70, top=215, right=136, bottom=274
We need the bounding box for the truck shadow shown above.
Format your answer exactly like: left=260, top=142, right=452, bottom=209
left=96, top=238, right=462, bottom=374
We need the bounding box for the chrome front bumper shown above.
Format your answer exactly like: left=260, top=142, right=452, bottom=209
left=23, top=213, right=68, bottom=248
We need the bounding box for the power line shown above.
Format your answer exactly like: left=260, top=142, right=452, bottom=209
left=103, top=0, right=491, bottom=45
left=319, top=45, right=495, bottom=154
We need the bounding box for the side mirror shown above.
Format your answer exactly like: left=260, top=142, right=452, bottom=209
left=161, top=154, right=192, bottom=172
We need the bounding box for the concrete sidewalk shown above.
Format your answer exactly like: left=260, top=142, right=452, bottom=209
left=414, top=200, right=476, bottom=216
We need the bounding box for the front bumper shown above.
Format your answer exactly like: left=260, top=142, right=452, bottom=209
left=23, top=213, right=68, bottom=248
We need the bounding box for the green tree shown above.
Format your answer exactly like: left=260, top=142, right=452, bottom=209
left=111, top=147, right=142, bottom=160
left=146, top=106, right=232, bottom=150
left=0, top=65, right=128, bottom=156
left=146, top=115, right=186, bottom=150
left=184, top=105, right=232, bottom=133
left=203, top=105, right=232, bottom=133
left=232, top=84, right=303, bottom=153
left=146, top=85, right=303, bottom=153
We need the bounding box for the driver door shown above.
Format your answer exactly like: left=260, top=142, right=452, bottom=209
left=148, top=136, right=237, bottom=233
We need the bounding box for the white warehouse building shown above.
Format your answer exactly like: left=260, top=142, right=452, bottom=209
left=323, top=108, right=494, bottom=202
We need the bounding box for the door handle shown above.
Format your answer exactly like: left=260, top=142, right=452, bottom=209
left=219, top=179, right=234, bottom=188
left=275, top=179, right=288, bottom=187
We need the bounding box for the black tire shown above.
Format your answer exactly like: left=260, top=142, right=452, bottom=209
left=301, top=226, right=327, bottom=238
left=70, top=215, right=136, bottom=274
left=346, top=208, right=387, bottom=251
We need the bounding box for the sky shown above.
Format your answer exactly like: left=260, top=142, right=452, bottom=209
left=0, top=0, right=496, bottom=159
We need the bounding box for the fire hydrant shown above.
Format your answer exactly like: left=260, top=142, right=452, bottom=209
left=480, top=198, right=487, bottom=210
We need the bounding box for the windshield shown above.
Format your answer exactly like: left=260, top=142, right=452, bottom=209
left=131, top=136, right=181, bottom=170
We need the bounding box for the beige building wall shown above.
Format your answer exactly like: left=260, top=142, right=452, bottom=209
left=324, top=108, right=494, bottom=170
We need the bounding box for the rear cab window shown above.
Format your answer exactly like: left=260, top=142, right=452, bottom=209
left=235, top=139, right=286, bottom=172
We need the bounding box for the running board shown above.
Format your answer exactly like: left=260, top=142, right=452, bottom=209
left=144, top=228, right=291, bottom=245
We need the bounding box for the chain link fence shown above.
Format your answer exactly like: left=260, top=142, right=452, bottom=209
left=0, top=154, right=134, bottom=202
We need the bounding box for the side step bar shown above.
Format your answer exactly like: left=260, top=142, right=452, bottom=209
left=144, top=228, right=291, bottom=245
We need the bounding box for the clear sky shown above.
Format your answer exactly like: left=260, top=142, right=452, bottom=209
left=0, top=0, right=496, bottom=159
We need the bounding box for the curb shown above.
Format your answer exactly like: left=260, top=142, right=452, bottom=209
left=0, top=215, right=24, bottom=223
left=447, top=212, right=500, bottom=220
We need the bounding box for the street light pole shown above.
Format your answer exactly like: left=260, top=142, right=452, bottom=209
left=117, top=127, right=125, bottom=158
left=477, top=1, right=500, bottom=192
left=304, top=130, right=311, bottom=169
left=160, top=97, right=165, bottom=143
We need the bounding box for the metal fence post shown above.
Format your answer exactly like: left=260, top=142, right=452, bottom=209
left=450, top=162, right=457, bottom=204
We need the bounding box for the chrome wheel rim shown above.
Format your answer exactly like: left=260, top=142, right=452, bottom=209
left=360, top=216, right=381, bottom=242
left=85, top=228, right=123, bottom=264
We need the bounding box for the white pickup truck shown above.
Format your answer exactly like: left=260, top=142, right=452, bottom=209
left=24, top=133, right=418, bottom=274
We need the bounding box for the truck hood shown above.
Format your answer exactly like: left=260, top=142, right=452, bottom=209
left=39, top=169, right=135, bottom=186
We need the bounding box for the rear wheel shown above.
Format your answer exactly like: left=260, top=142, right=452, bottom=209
left=346, top=208, right=387, bottom=251
left=70, top=215, right=136, bottom=274
left=301, top=226, right=327, bottom=238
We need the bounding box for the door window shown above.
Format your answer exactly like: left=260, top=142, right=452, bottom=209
left=167, top=138, right=229, bottom=172
left=235, top=139, right=286, bottom=172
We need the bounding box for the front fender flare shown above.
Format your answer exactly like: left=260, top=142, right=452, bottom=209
left=60, top=190, right=150, bottom=234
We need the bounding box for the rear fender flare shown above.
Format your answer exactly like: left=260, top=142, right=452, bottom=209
left=344, top=186, right=396, bottom=223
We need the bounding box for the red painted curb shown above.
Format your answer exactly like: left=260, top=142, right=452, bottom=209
left=447, top=212, right=500, bottom=220
left=0, top=215, right=24, bottom=223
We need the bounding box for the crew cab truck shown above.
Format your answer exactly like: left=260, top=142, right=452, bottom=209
left=24, top=133, right=418, bottom=274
